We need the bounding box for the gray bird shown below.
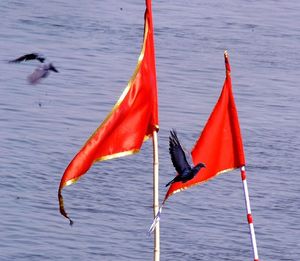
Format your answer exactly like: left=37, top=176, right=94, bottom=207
left=27, top=63, right=58, bottom=85
left=166, top=130, right=206, bottom=187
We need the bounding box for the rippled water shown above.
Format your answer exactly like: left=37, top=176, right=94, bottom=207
left=1, top=0, right=300, bottom=260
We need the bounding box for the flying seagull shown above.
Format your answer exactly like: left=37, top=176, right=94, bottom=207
left=27, top=63, right=59, bottom=85
left=166, top=130, right=206, bottom=187
left=9, top=53, right=45, bottom=63
left=9, top=53, right=58, bottom=84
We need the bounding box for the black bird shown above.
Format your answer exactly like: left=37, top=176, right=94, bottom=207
left=9, top=53, right=45, bottom=63
left=166, top=130, right=206, bottom=187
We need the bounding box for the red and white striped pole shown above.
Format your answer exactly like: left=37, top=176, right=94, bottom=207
left=240, top=166, right=259, bottom=261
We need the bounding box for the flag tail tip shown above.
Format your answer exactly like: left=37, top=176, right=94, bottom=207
left=147, top=207, right=162, bottom=235
left=58, top=191, right=74, bottom=226
left=147, top=216, right=159, bottom=235
left=68, top=218, right=74, bottom=226
left=147, top=218, right=157, bottom=235
left=60, top=210, right=74, bottom=226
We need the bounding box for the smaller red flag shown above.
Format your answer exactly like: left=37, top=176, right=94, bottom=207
left=149, top=51, right=245, bottom=234
left=164, top=51, right=245, bottom=201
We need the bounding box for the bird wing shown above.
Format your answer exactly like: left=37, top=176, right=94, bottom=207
left=9, top=53, right=44, bottom=63
left=169, top=130, right=191, bottom=174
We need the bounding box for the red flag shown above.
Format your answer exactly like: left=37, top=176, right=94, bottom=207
left=164, top=51, right=245, bottom=201
left=59, top=0, right=158, bottom=224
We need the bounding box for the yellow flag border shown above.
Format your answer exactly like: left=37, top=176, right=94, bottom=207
left=61, top=14, right=159, bottom=191
left=163, top=167, right=240, bottom=203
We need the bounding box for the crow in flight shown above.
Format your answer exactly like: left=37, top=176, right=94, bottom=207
left=9, top=53, right=45, bottom=63
left=166, top=130, right=206, bottom=187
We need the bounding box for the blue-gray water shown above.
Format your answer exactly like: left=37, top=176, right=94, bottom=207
left=1, top=0, right=300, bottom=260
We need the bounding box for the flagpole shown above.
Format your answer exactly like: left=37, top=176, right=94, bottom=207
left=240, top=166, right=259, bottom=261
left=152, top=130, right=160, bottom=261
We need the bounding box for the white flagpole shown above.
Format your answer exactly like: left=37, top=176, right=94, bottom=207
left=240, top=166, right=259, bottom=261
left=153, top=130, right=160, bottom=261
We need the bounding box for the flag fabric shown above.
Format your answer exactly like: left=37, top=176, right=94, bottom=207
left=59, top=0, right=158, bottom=224
left=164, top=51, right=245, bottom=202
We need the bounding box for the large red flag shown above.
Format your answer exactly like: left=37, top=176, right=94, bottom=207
left=59, top=0, right=158, bottom=224
left=164, top=51, right=245, bottom=201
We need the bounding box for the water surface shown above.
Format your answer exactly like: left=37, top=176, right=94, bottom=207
left=1, top=0, right=300, bottom=260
